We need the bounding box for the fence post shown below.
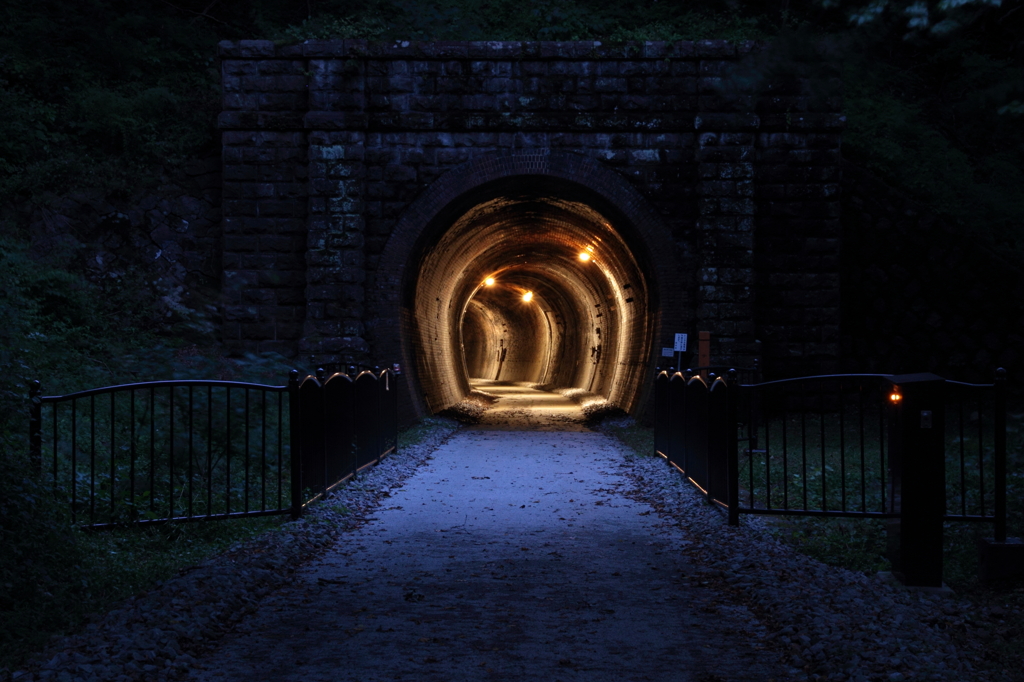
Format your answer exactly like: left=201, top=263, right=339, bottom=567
left=653, top=369, right=668, bottom=458
left=885, top=373, right=946, bottom=588
left=727, top=369, right=740, bottom=527
left=29, top=380, right=42, bottom=475
left=668, top=372, right=687, bottom=472
left=354, top=371, right=380, bottom=470
left=684, top=376, right=710, bottom=498
left=977, top=367, right=1024, bottom=581
left=288, top=370, right=303, bottom=520
left=389, top=366, right=400, bottom=455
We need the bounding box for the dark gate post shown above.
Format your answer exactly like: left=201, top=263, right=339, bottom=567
left=653, top=369, right=668, bottom=458
left=977, top=368, right=1024, bottom=582
left=886, top=373, right=946, bottom=588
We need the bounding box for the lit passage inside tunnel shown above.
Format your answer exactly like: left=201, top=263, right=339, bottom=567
left=410, top=177, right=653, bottom=415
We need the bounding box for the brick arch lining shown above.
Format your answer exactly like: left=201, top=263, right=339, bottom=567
left=369, top=149, right=680, bottom=420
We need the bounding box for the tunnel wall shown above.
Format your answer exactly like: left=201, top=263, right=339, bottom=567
left=218, top=39, right=844, bottom=417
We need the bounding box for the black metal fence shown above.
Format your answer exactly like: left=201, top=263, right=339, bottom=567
left=653, top=368, right=1009, bottom=584
left=29, top=367, right=400, bottom=529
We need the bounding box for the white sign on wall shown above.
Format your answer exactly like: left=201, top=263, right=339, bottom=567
left=674, top=333, right=688, bottom=352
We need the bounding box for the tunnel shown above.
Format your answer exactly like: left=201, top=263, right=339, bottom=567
left=407, top=175, right=655, bottom=416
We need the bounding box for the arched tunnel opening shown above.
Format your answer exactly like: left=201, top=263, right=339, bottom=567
left=408, top=176, right=655, bottom=416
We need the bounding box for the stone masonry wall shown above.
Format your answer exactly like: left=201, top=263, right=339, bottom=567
left=217, top=39, right=844, bottom=384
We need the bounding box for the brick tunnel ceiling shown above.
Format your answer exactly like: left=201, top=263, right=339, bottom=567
left=412, top=187, right=652, bottom=415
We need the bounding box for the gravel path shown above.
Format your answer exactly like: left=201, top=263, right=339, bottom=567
left=183, top=428, right=786, bottom=682
left=616, top=436, right=993, bottom=682
left=5, top=388, right=1011, bottom=682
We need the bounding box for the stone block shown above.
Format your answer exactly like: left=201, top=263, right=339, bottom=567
left=696, top=40, right=736, bottom=58
left=224, top=305, right=259, bottom=322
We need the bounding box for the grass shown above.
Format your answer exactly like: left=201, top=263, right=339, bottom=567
left=604, top=406, right=1024, bottom=680
left=0, top=512, right=284, bottom=672
left=0, top=415, right=451, bottom=673
left=397, top=415, right=458, bottom=449
left=601, top=400, right=1024, bottom=591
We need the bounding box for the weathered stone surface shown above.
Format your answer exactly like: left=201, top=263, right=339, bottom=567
left=215, top=40, right=846, bottom=380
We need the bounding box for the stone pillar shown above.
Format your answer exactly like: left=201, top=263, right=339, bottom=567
left=302, top=51, right=370, bottom=370
left=694, top=112, right=759, bottom=369
left=219, top=40, right=309, bottom=357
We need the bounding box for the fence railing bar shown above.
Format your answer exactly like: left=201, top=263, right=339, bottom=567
left=994, top=368, right=1007, bottom=542
left=820, top=394, right=827, bottom=513
left=747, top=395, right=755, bottom=507
left=130, top=390, right=136, bottom=516
left=957, top=395, right=965, bottom=517
left=945, top=514, right=997, bottom=522
left=149, top=387, right=155, bottom=517
left=764, top=403, right=771, bottom=511
left=261, top=389, right=267, bottom=512
left=840, top=382, right=846, bottom=513
left=245, top=387, right=250, bottom=515
left=188, top=386, right=194, bottom=519
left=36, top=379, right=289, bottom=402
left=879, top=392, right=886, bottom=515
left=727, top=369, right=739, bottom=526
left=324, top=472, right=356, bottom=497
left=780, top=399, right=789, bottom=511
left=110, top=391, right=116, bottom=523
left=169, top=386, right=175, bottom=522
left=52, top=400, right=58, bottom=496
left=289, top=370, right=301, bottom=520
left=90, top=395, right=96, bottom=526
left=859, top=387, right=866, bottom=513
left=225, top=388, right=231, bottom=516
left=801, top=385, right=808, bottom=511
left=277, top=391, right=283, bottom=511
left=30, top=380, right=42, bottom=475
left=740, top=507, right=899, bottom=520
left=739, top=374, right=894, bottom=390
left=81, top=507, right=291, bottom=531
left=979, top=392, right=986, bottom=517
left=206, top=386, right=213, bottom=517
left=72, top=398, right=78, bottom=526
left=945, top=380, right=996, bottom=388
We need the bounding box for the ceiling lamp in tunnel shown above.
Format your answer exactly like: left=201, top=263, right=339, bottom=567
left=579, top=245, right=595, bottom=262
left=484, top=277, right=496, bottom=286
left=522, top=291, right=534, bottom=302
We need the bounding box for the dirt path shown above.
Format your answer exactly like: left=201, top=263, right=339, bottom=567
left=185, top=407, right=787, bottom=681
left=468, top=381, right=592, bottom=431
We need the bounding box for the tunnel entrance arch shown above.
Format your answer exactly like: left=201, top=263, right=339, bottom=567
left=370, top=150, right=681, bottom=420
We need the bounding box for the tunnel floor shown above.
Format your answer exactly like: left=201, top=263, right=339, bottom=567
left=467, top=381, right=590, bottom=432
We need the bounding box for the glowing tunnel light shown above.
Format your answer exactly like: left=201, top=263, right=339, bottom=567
left=890, top=390, right=902, bottom=404
left=484, top=277, right=496, bottom=286
left=522, top=291, right=534, bottom=302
